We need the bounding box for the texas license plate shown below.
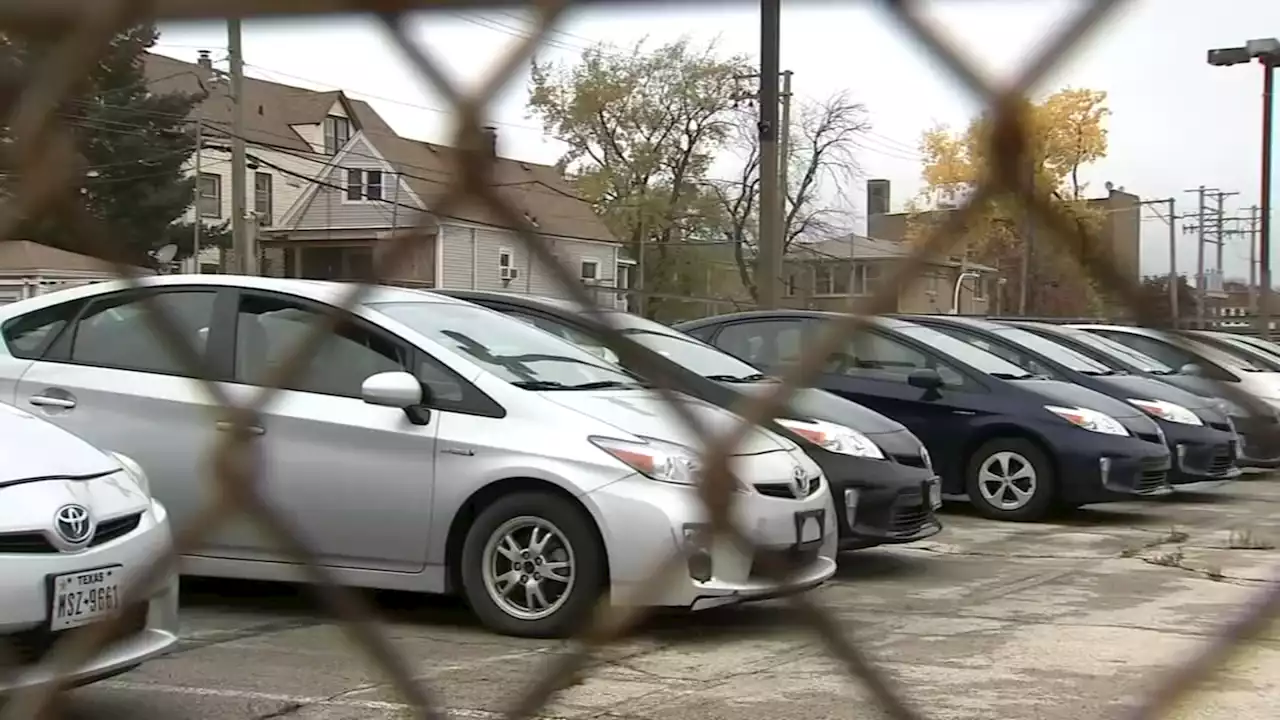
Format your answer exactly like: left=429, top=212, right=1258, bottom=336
left=928, top=479, right=942, bottom=510
left=50, top=565, right=122, bottom=632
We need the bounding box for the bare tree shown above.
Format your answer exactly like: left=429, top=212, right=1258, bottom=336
left=709, top=90, right=870, bottom=299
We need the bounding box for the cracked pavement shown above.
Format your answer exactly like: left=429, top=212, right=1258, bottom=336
left=62, top=474, right=1280, bottom=719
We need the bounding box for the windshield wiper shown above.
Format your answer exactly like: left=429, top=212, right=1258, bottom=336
left=706, top=373, right=770, bottom=383
left=511, top=379, right=645, bottom=391
left=990, top=372, right=1031, bottom=380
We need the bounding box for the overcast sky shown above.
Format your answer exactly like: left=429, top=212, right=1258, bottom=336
left=155, top=0, right=1280, bottom=283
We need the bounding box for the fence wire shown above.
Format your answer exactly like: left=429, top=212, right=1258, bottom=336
left=0, top=1, right=1276, bottom=719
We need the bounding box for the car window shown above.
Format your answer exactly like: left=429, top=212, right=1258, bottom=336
left=68, top=291, right=216, bottom=376
left=236, top=294, right=465, bottom=404
left=1060, top=329, right=1172, bottom=373
left=991, top=326, right=1112, bottom=374
left=837, top=329, right=970, bottom=387
left=895, top=324, right=1032, bottom=379
left=506, top=310, right=619, bottom=363
left=1, top=300, right=83, bottom=360
left=713, top=320, right=809, bottom=368
left=1091, top=331, right=1237, bottom=380
left=367, top=301, right=643, bottom=390
left=932, top=327, right=1058, bottom=378
left=623, top=329, right=764, bottom=380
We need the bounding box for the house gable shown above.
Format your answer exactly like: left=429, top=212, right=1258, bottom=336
left=279, top=131, right=426, bottom=232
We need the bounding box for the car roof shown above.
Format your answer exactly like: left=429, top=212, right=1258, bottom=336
left=675, top=309, right=913, bottom=331
left=895, top=314, right=1006, bottom=331
left=434, top=289, right=677, bottom=332
left=0, top=274, right=473, bottom=315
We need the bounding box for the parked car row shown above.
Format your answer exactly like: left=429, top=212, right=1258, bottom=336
left=4, top=274, right=1278, bottom=685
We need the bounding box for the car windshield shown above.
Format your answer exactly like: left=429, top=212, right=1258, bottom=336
left=1061, top=329, right=1174, bottom=374
left=368, top=301, right=648, bottom=390
left=897, top=324, right=1032, bottom=379
left=992, top=326, right=1116, bottom=375
left=1205, top=335, right=1280, bottom=371
left=623, top=329, right=767, bottom=382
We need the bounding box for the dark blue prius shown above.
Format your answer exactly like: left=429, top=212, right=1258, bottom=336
left=675, top=310, right=1174, bottom=522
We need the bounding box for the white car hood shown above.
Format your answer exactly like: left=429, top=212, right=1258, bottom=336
left=0, top=403, right=121, bottom=485
left=538, top=389, right=794, bottom=456
left=1242, top=372, right=1280, bottom=400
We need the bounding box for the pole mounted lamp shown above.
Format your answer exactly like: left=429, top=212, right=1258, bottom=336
left=1208, top=38, right=1278, bottom=340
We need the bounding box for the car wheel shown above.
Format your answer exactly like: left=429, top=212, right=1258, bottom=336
left=460, top=491, right=605, bottom=638
left=964, top=438, right=1056, bottom=521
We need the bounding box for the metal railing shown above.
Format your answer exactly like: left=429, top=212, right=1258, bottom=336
left=0, top=2, right=1276, bottom=720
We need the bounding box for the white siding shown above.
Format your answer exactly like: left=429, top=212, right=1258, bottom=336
left=289, top=135, right=422, bottom=231
left=437, top=221, right=622, bottom=306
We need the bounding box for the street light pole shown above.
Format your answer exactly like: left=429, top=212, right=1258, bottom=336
left=1208, top=37, right=1279, bottom=340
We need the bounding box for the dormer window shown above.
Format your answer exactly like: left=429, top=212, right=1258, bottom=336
left=323, top=115, right=351, bottom=155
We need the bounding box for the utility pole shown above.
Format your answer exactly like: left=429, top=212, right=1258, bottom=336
left=1261, top=54, right=1275, bottom=340
left=228, top=19, right=251, bottom=275
left=1250, top=205, right=1260, bottom=312
left=756, top=0, right=782, bottom=309
left=1018, top=165, right=1034, bottom=315
left=192, top=115, right=203, bottom=273
left=1182, top=188, right=1239, bottom=328
left=1164, top=198, right=1178, bottom=324
left=1187, top=186, right=1209, bottom=328
left=777, top=69, right=793, bottom=262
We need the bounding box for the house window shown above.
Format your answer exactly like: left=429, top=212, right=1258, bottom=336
left=813, top=262, right=851, bottom=296
left=197, top=173, right=221, bottom=218
left=254, top=172, right=273, bottom=220
left=852, top=262, right=881, bottom=296
left=499, top=249, right=513, bottom=269
left=784, top=270, right=798, bottom=297
left=345, top=169, right=384, bottom=202
left=580, top=259, right=599, bottom=282
left=298, top=245, right=375, bottom=281
left=970, top=274, right=987, bottom=300
left=323, top=115, right=351, bottom=155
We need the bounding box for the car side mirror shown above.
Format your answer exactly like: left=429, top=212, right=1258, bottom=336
left=361, top=371, right=423, bottom=409
left=584, top=344, right=621, bottom=364
left=907, top=368, right=944, bottom=390
left=1180, top=363, right=1204, bottom=377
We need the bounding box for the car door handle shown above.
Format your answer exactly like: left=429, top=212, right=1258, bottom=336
left=29, top=395, right=76, bottom=409
left=215, top=421, right=266, bottom=436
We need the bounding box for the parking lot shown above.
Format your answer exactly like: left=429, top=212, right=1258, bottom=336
left=53, top=474, right=1279, bottom=720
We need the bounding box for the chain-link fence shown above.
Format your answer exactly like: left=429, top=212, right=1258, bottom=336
left=0, top=1, right=1277, bottom=719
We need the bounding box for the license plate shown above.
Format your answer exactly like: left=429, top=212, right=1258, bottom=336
left=928, top=479, right=942, bottom=510
left=794, top=510, right=823, bottom=546
left=50, top=565, right=122, bottom=632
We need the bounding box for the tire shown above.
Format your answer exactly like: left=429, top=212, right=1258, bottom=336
left=459, top=491, right=606, bottom=638
left=964, top=437, right=1056, bottom=522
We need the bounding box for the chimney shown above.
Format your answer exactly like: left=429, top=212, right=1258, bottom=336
left=197, top=50, right=213, bottom=74
left=481, top=125, right=497, bottom=157
left=866, top=179, right=891, bottom=217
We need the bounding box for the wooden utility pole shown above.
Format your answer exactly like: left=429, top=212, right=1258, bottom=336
left=777, top=69, right=793, bottom=266
left=228, top=19, right=252, bottom=275
left=756, top=0, right=782, bottom=309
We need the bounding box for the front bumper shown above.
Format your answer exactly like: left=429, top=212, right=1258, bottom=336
left=1230, top=413, right=1280, bottom=469
left=0, top=501, right=180, bottom=694
left=1161, top=422, right=1241, bottom=487
left=585, top=472, right=838, bottom=611
left=819, top=455, right=941, bottom=550
left=1056, top=433, right=1174, bottom=505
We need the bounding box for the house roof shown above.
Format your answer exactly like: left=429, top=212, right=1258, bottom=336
left=144, top=53, right=616, bottom=244
left=0, top=240, right=153, bottom=275
left=787, top=234, right=997, bottom=272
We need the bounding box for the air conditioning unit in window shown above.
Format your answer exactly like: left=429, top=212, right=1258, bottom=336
left=499, top=266, right=520, bottom=281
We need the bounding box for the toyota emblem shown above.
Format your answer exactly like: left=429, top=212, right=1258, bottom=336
left=791, top=465, right=808, bottom=498
left=54, top=504, right=94, bottom=546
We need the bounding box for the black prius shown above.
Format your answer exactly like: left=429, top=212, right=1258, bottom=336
left=675, top=310, right=1174, bottom=522
left=900, top=315, right=1241, bottom=488
left=434, top=289, right=943, bottom=551
left=1007, top=321, right=1280, bottom=470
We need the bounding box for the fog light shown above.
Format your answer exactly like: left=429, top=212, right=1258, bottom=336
left=1175, top=443, right=1188, bottom=469
left=844, top=488, right=859, bottom=530
left=683, top=524, right=713, bottom=582
left=1099, top=456, right=1111, bottom=485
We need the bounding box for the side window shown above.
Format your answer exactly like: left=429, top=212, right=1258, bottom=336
left=507, top=311, right=620, bottom=364
left=713, top=320, right=807, bottom=368
left=68, top=291, right=216, bottom=376
left=1, top=300, right=83, bottom=360
left=1099, top=332, right=1190, bottom=369
left=839, top=330, right=969, bottom=388
left=935, top=328, right=1057, bottom=378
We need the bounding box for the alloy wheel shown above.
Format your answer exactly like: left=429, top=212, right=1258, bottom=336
left=480, top=516, right=577, bottom=621
left=977, top=451, right=1038, bottom=511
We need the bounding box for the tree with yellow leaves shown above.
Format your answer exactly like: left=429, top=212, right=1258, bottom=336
left=908, top=87, right=1112, bottom=316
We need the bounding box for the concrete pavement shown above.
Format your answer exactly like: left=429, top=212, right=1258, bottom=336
left=62, top=475, right=1280, bottom=720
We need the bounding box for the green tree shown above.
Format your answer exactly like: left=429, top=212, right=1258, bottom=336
left=0, top=23, right=210, bottom=267
left=528, top=38, right=749, bottom=319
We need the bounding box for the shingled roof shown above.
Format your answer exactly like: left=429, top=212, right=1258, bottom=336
left=144, top=53, right=616, bottom=244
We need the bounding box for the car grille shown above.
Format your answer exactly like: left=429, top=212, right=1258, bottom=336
left=1209, top=421, right=1233, bottom=433
left=1138, top=461, right=1169, bottom=493
left=1207, top=447, right=1234, bottom=476
left=1136, top=431, right=1164, bottom=445
left=0, top=602, right=147, bottom=667
left=749, top=545, right=821, bottom=580
left=891, top=453, right=928, bottom=469
left=0, top=512, right=143, bottom=554
left=754, top=475, right=822, bottom=499
left=891, top=502, right=930, bottom=534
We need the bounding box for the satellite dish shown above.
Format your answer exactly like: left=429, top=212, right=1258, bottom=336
left=153, top=244, right=178, bottom=265
left=1104, top=181, right=1114, bottom=191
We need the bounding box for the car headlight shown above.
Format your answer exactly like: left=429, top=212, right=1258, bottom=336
left=109, top=451, right=151, bottom=497
left=920, top=445, right=933, bottom=472
left=1127, top=398, right=1203, bottom=426
left=590, top=436, right=702, bottom=485
left=774, top=418, right=885, bottom=459
left=1044, top=405, right=1129, bottom=436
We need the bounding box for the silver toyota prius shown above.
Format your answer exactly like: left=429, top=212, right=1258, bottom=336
left=0, top=401, right=179, bottom=694
left=0, top=276, right=837, bottom=638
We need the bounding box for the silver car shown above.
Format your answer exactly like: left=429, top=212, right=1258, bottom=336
left=0, top=276, right=836, bottom=637
left=0, top=401, right=178, bottom=694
